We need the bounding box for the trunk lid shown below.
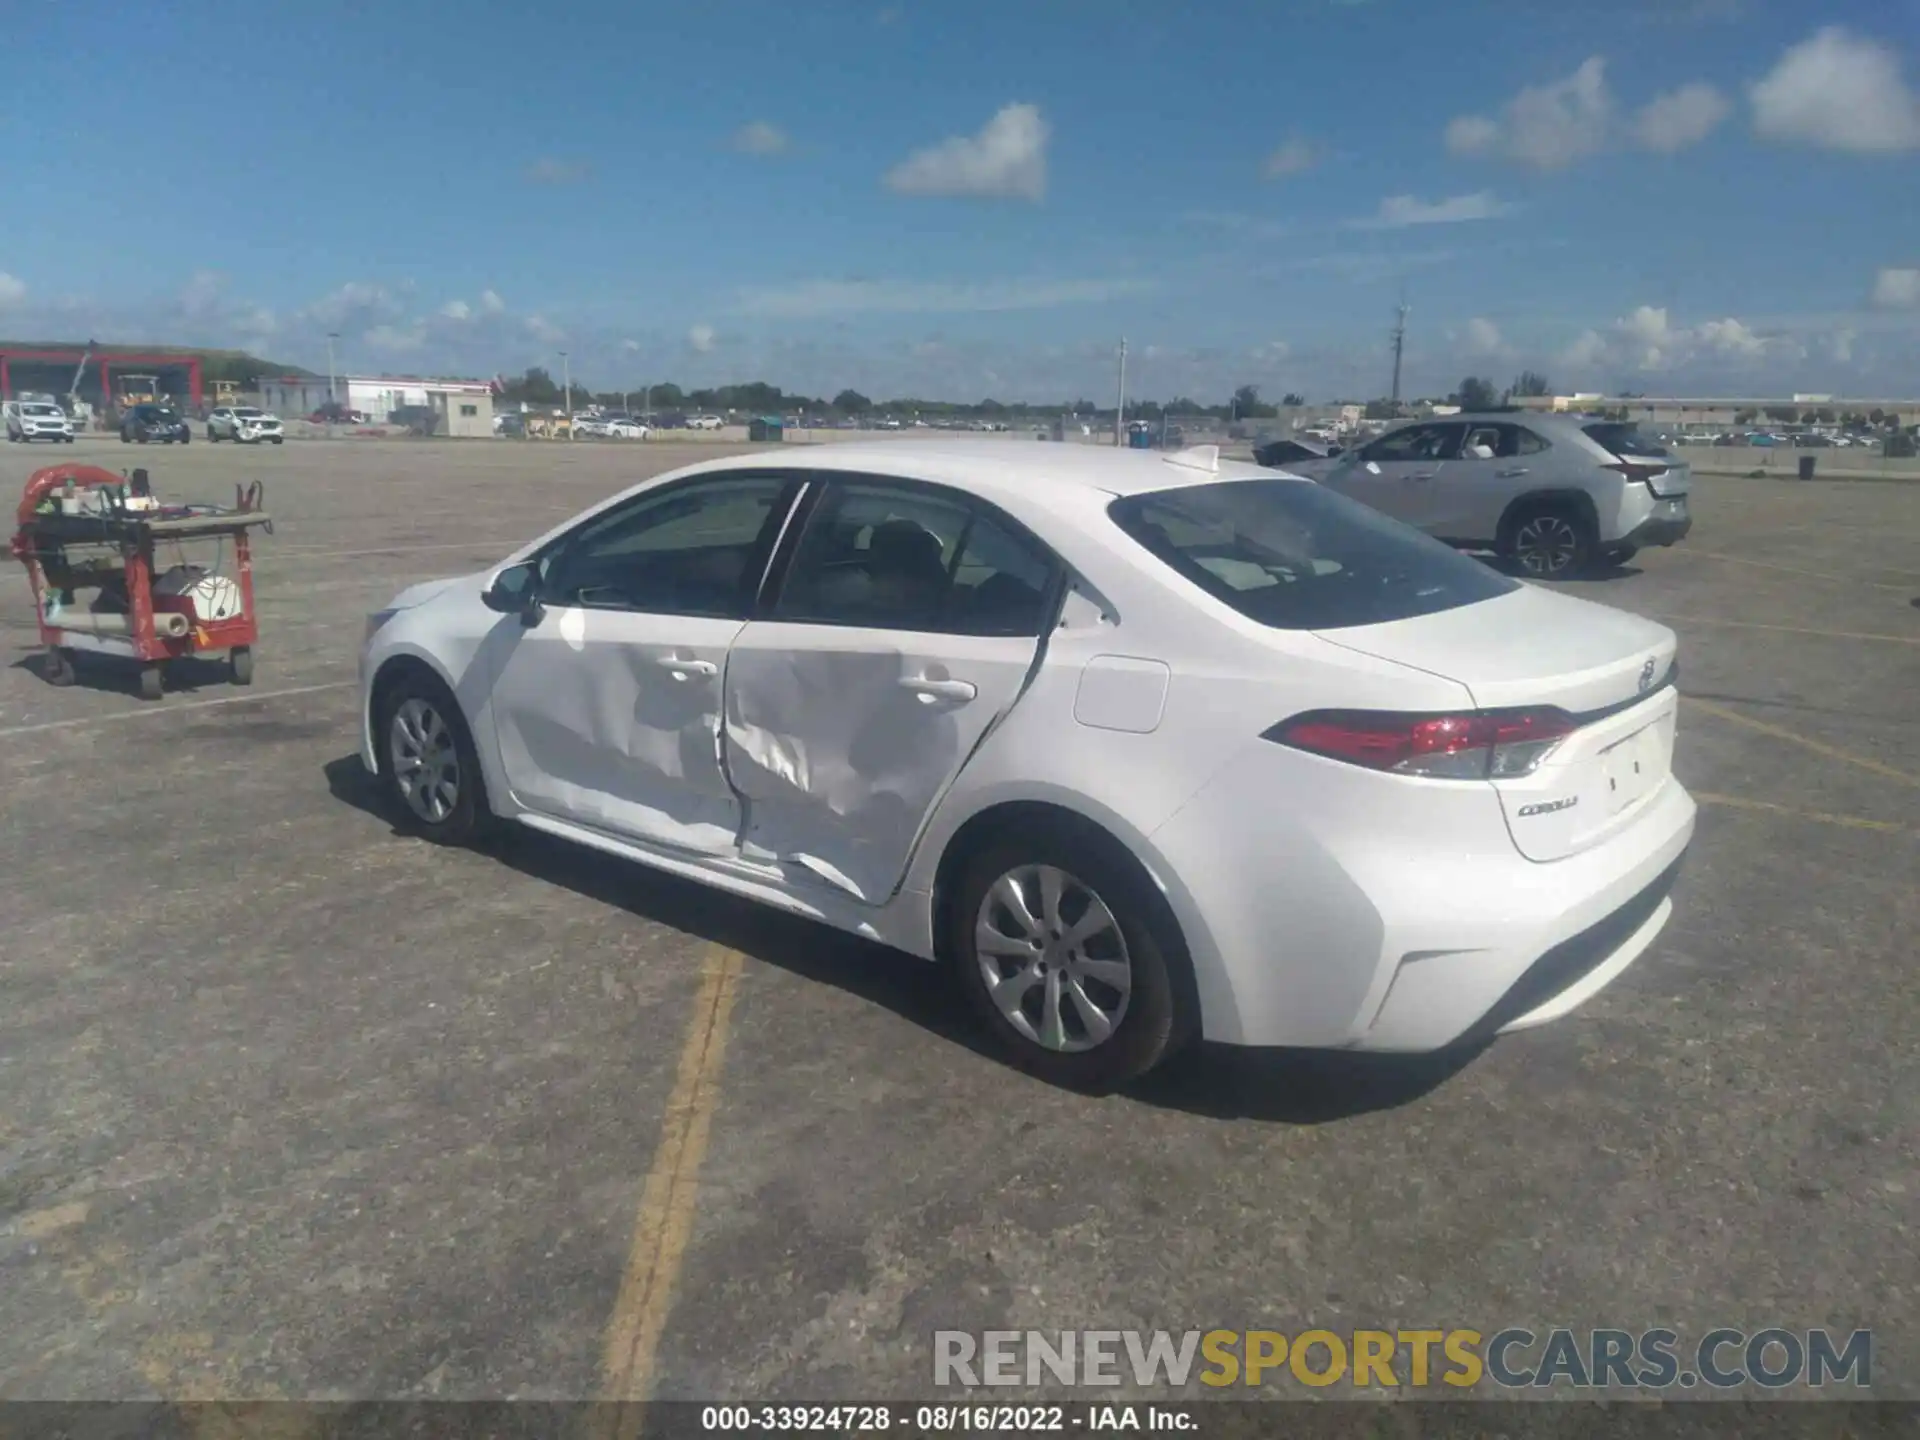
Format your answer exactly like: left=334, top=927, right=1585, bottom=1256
left=1318, top=585, right=1680, bottom=861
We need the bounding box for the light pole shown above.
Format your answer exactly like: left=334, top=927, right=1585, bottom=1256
left=325, top=332, right=339, bottom=432
left=1114, top=338, right=1128, bottom=447
left=560, top=351, right=571, bottom=439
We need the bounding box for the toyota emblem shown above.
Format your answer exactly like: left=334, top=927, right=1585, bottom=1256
left=1638, top=658, right=1656, bottom=692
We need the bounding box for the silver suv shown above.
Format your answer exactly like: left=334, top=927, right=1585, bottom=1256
left=1286, top=413, right=1692, bottom=577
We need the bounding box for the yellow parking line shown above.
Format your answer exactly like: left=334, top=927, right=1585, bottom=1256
left=598, top=942, right=745, bottom=1430
left=1686, top=549, right=1913, bottom=592
left=1683, top=696, right=1920, bottom=787
left=1695, top=792, right=1906, bottom=834
left=1659, top=613, right=1920, bottom=645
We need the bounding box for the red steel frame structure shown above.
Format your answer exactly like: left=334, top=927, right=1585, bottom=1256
left=0, top=349, right=205, bottom=411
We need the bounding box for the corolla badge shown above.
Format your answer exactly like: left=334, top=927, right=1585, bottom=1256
left=1638, top=657, right=1657, bottom=692
left=1518, top=796, right=1579, bottom=818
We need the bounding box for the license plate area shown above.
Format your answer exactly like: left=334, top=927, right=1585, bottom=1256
left=1601, top=723, right=1666, bottom=813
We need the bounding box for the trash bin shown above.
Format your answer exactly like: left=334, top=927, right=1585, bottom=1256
left=1798, top=454, right=1816, bottom=480
left=1128, top=428, right=1153, bottom=450
left=748, top=416, right=783, bottom=443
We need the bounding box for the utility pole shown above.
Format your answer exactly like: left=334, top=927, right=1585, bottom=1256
left=1389, top=302, right=1409, bottom=409
left=325, top=332, right=339, bottom=435
left=1114, top=338, right=1128, bottom=447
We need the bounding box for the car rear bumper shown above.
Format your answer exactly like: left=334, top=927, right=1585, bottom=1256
left=1623, top=513, right=1693, bottom=547
left=1148, top=743, right=1697, bottom=1051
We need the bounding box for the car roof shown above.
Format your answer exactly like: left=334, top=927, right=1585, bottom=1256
left=674, top=438, right=1292, bottom=503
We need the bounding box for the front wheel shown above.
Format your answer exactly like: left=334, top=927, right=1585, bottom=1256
left=1503, top=506, right=1592, bottom=579
left=229, top=645, right=254, bottom=686
left=375, top=671, right=490, bottom=846
left=952, top=828, right=1191, bottom=1090
left=180, top=432, right=190, bottom=445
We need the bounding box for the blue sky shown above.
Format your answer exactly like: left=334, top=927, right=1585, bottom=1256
left=5, top=0, right=1919, bottom=401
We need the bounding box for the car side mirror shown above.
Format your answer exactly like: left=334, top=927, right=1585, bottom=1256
left=482, top=561, right=545, bottom=625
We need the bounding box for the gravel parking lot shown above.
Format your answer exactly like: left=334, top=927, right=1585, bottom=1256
left=2, top=435, right=1916, bottom=1403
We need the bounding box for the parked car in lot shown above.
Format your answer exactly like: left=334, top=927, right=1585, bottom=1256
left=359, top=441, right=1694, bottom=1087
left=207, top=406, right=285, bottom=444
left=4, top=400, right=75, bottom=443
left=309, top=402, right=371, bottom=424
left=120, top=404, right=191, bottom=444
left=1308, top=413, right=1692, bottom=576
left=603, top=415, right=649, bottom=439
left=1253, top=436, right=1340, bottom=472
left=686, top=414, right=725, bottom=431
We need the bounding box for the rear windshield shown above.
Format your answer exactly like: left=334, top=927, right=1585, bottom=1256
left=1583, top=422, right=1667, bottom=458
left=1109, top=478, right=1517, bottom=631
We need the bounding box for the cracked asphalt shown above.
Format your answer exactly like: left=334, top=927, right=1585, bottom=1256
left=1, top=436, right=1914, bottom=1404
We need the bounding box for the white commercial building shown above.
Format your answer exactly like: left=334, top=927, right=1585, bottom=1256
left=259, top=374, right=496, bottom=438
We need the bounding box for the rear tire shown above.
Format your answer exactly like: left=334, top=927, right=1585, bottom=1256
left=950, top=824, right=1192, bottom=1090
left=1502, top=503, right=1593, bottom=579
left=374, top=668, right=491, bottom=846
left=137, top=664, right=164, bottom=701
left=230, top=645, right=254, bottom=686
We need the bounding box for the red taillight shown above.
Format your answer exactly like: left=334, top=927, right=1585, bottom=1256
left=1603, top=459, right=1669, bottom=486
left=1265, top=708, right=1578, bottom=779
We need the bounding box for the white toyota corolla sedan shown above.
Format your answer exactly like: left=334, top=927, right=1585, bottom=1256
left=359, top=441, right=1694, bottom=1088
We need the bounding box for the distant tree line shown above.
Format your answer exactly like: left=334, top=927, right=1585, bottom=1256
left=493, top=369, right=1316, bottom=418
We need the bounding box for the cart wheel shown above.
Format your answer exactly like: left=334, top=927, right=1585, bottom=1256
left=230, top=646, right=254, bottom=686
left=137, top=664, right=164, bottom=701
left=44, top=646, right=77, bottom=687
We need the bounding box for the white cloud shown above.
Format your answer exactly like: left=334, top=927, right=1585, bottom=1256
left=1632, top=82, right=1731, bottom=151
left=1560, top=304, right=1776, bottom=375
left=1262, top=135, right=1319, bottom=179
left=480, top=289, right=507, bottom=314
left=884, top=102, right=1048, bottom=201
left=1696, top=317, right=1766, bottom=357
left=621, top=338, right=642, bottom=352
left=1873, top=267, right=1920, bottom=308
left=731, top=121, right=791, bottom=156
left=0, top=271, right=29, bottom=306
left=440, top=299, right=472, bottom=321
left=688, top=323, right=717, bottom=353
left=1356, top=191, right=1515, bottom=228
left=1447, top=57, right=1613, bottom=169
left=1465, top=317, right=1504, bottom=355
left=363, top=324, right=426, bottom=353
left=238, top=306, right=277, bottom=336
left=732, top=275, right=1155, bottom=319
left=526, top=314, right=565, bottom=343
left=1828, top=328, right=1857, bottom=363
left=302, top=281, right=397, bottom=327
left=1750, top=28, right=1920, bottom=153
left=524, top=157, right=592, bottom=184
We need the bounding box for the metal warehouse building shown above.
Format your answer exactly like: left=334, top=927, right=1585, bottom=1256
left=260, top=375, right=496, bottom=437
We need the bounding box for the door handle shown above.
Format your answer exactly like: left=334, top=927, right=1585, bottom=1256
left=1496, top=467, right=1530, bottom=478
left=656, top=655, right=718, bottom=680
left=900, top=676, right=977, bottom=703
left=1409, top=472, right=1436, bottom=482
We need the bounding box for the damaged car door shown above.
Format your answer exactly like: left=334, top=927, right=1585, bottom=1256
left=722, top=477, right=1059, bottom=903
left=486, top=474, right=796, bottom=854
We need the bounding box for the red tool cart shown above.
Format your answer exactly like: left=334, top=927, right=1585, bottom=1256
left=10, top=463, right=273, bottom=701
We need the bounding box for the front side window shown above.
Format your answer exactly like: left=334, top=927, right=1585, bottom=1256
left=1110, top=478, right=1516, bottom=630
left=1362, top=423, right=1462, bottom=463
left=539, top=475, right=790, bottom=617
left=774, top=480, right=1058, bottom=635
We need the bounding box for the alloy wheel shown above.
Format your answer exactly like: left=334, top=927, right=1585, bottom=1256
left=1513, top=515, right=1580, bottom=576
left=973, top=864, right=1133, bottom=1053
left=389, top=697, right=460, bottom=824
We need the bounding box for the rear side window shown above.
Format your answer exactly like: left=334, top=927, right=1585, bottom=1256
left=1110, top=479, right=1517, bottom=631
left=1583, top=422, right=1668, bottom=458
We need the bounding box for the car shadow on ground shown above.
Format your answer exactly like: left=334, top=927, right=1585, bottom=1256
left=7, top=646, right=238, bottom=696
left=1475, top=554, right=1644, bottom=582
left=322, top=755, right=1475, bottom=1125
